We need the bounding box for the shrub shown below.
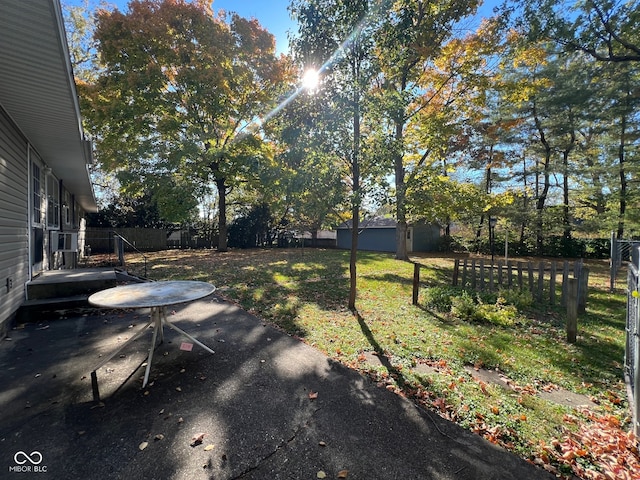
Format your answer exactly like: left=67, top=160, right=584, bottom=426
left=422, top=286, right=459, bottom=312
left=474, top=301, right=519, bottom=327
left=450, top=291, right=477, bottom=320
left=497, top=288, right=534, bottom=310
left=450, top=290, right=522, bottom=327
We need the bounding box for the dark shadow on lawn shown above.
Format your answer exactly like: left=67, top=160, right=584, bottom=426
left=414, top=303, right=457, bottom=324
left=355, top=312, right=407, bottom=388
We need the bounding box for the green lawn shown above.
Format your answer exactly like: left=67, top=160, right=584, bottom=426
left=126, top=248, right=636, bottom=479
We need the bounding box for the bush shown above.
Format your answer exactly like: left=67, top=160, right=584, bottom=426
left=423, top=286, right=460, bottom=312
left=450, top=290, right=522, bottom=327
left=474, top=301, right=519, bottom=327
left=496, top=288, right=534, bottom=310
left=450, top=291, right=477, bottom=320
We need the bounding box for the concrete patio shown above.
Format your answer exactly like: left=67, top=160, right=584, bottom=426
left=0, top=289, right=554, bottom=479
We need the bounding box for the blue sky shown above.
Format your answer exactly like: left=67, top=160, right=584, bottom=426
left=65, top=0, right=501, bottom=55
left=64, top=0, right=294, bottom=54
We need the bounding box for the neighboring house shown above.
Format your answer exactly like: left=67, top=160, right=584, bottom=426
left=336, top=217, right=441, bottom=253
left=0, top=0, right=97, bottom=336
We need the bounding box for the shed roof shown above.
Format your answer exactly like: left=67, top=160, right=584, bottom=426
left=337, top=217, right=398, bottom=229
left=0, top=0, right=97, bottom=212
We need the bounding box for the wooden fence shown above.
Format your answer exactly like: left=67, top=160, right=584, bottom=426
left=85, top=228, right=168, bottom=253
left=450, top=258, right=589, bottom=309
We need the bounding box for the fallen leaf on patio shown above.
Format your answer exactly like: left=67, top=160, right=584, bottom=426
left=338, top=469, right=349, bottom=478
left=308, top=391, right=319, bottom=400
left=177, top=417, right=184, bottom=423
left=191, top=433, right=206, bottom=447
left=318, top=441, right=326, bottom=447
left=159, top=409, right=165, bottom=415
left=204, top=444, right=214, bottom=451
left=139, top=441, right=148, bottom=451
left=316, top=471, right=326, bottom=479
left=154, top=434, right=164, bottom=441
left=176, top=386, right=182, bottom=392
left=200, top=376, right=207, bottom=381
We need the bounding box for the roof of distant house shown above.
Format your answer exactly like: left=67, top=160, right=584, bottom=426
left=336, top=217, right=398, bottom=229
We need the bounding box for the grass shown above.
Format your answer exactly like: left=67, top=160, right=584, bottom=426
left=121, top=248, right=635, bottom=478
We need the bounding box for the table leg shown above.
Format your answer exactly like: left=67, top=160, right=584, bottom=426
left=142, top=307, right=163, bottom=388
left=157, top=306, right=165, bottom=344
left=163, top=318, right=215, bottom=355
left=90, top=318, right=154, bottom=401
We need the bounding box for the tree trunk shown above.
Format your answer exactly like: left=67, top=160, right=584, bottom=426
left=348, top=61, right=361, bottom=312
left=561, top=130, right=576, bottom=244
left=394, top=124, right=408, bottom=261
left=215, top=177, right=228, bottom=252
left=519, top=154, right=528, bottom=253
left=617, top=104, right=628, bottom=239
left=533, top=102, right=551, bottom=256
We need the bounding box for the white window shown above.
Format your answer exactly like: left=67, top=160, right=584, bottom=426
left=47, top=174, right=60, bottom=228
left=32, top=163, right=42, bottom=224
left=63, top=191, right=72, bottom=226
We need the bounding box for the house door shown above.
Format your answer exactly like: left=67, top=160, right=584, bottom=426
left=406, top=227, right=414, bottom=253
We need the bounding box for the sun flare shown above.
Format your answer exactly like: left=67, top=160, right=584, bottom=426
left=301, top=68, right=320, bottom=91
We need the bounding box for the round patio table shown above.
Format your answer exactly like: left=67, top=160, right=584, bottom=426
left=88, top=280, right=216, bottom=400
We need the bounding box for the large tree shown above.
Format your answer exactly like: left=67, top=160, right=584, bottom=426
left=290, top=0, right=380, bottom=310
left=373, top=0, right=481, bottom=260
left=80, top=0, right=293, bottom=249
left=520, top=0, right=640, bottom=62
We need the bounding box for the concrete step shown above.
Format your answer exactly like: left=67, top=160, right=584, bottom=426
left=26, top=268, right=119, bottom=301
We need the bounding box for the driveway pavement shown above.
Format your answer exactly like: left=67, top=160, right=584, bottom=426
left=0, top=294, right=553, bottom=479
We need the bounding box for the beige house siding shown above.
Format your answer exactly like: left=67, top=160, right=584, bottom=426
left=0, top=107, right=29, bottom=336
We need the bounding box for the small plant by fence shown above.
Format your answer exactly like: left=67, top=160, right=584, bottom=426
left=451, top=258, right=589, bottom=309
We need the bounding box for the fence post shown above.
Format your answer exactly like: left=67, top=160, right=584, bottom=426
left=578, top=267, right=589, bottom=314
left=497, top=260, right=503, bottom=287
left=479, top=259, right=485, bottom=291
left=550, top=261, right=557, bottom=305
left=562, top=261, right=570, bottom=306
left=537, top=261, right=545, bottom=302
left=413, top=263, right=420, bottom=306
left=453, top=259, right=460, bottom=286
left=461, top=259, right=468, bottom=288
left=471, top=259, right=477, bottom=290
left=517, top=263, right=524, bottom=290
left=567, top=278, right=579, bottom=343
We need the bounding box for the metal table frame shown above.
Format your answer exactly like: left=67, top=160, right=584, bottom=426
left=88, top=281, right=216, bottom=401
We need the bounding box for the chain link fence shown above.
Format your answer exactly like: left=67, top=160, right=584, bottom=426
left=625, top=246, right=640, bottom=441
